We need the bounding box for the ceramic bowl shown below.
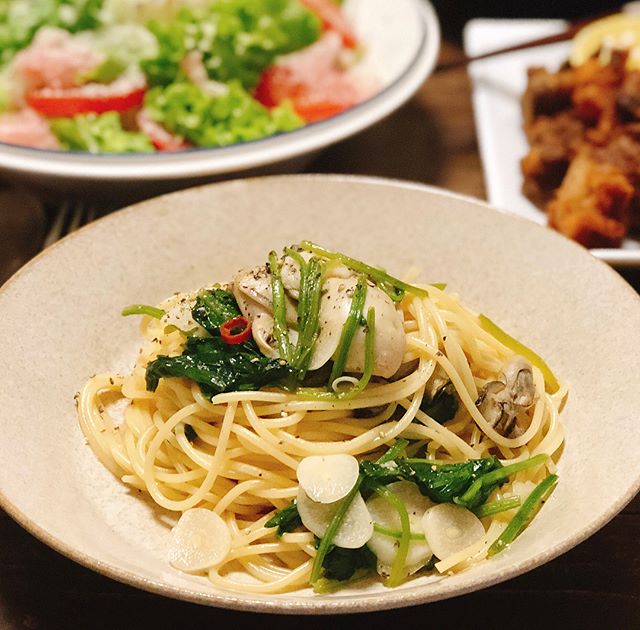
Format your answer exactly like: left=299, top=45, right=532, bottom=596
left=0, top=0, right=439, bottom=194
left=1, top=175, right=639, bottom=613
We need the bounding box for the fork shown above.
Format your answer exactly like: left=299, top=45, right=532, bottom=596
left=42, top=201, right=96, bottom=249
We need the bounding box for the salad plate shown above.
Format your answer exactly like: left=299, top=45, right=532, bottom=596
left=465, top=18, right=640, bottom=267
left=1, top=174, right=639, bottom=613
left=0, top=0, right=439, bottom=192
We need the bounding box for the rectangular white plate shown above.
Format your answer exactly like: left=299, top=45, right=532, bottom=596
left=464, top=18, right=640, bottom=266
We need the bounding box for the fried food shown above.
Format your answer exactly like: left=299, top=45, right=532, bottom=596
left=547, top=150, right=633, bottom=248
left=521, top=51, right=640, bottom=247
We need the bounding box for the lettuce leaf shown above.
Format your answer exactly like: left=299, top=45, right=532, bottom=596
left=51, top=112, right=154, bottom=153
left=74, top=23, right=159, bottom=77
left=144, top=80, right=303, bottom=148
left=0, top=0, right=103, bottom=67
left=141, top=0, right=321, bottom=89
left=77, top=55, right=128, bottom=84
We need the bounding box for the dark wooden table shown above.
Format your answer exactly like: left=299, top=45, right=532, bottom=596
left=1, top=41, right=639, bottom=630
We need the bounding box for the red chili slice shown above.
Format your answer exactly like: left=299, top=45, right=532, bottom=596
left=220, top=316, right=252, bottom=344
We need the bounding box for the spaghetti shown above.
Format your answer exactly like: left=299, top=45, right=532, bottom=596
left=78, top=244, right=566, bottom=594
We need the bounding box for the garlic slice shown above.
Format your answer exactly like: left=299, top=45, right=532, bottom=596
left=296, top=487, right=373, bottom=549
left=366, top=481, right=433, bottom=570
left=297, top=454, right=360, bottom=504
left=421, top=503, right=485, bottom=561
left=160, top=292, right=201, bottom=332
left=168, top=508, right=231, bottom=573
left=311, top=277, right=405, bottom=376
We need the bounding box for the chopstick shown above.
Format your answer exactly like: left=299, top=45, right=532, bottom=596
left=435, top=8, right=621, bottom=72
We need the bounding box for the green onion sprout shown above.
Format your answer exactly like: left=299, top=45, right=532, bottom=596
left=121, top=304, right=166, bottom=319
left=478, top=314, right=559, bottom=393
left=488, top=474, right=558, bottom=556
left=268, top=250, right=292, bottom=363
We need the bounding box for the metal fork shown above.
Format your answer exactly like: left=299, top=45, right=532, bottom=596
left=42, top=201, right=96, bottom=249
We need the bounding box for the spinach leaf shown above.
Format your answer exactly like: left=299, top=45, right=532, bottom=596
left=398, top=457, right=503, bottom=507
left=359, top=460, right=402, bottom=490
left=420, top=382, right=459, bottom=424
left=359, top=456, right=504, bottom=508
left=191, top=288, right=241, bottom=335
left=322, top=545, right=376, bottom=582
left=377, top=438, right=409, bottom=464
left=145, top=336, right=290, bottom=397
left=265, top=502, right=302, bottom=537
left=453, top=453, right=548, bottom=509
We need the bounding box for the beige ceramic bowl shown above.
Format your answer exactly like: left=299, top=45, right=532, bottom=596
left=1, top=175, right=639, bottom=613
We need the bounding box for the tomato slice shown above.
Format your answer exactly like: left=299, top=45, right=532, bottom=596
left=288, top=100, right=352, bottom=123
left=136, top=109, right=191, bottom=152
left=27, top=85, right=146, bottom=118
left=254, top=64, right=358, bottom=123
left=300, top=0, right=358, bottom=48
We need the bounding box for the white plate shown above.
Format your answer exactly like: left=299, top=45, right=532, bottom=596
left=464, top=18, right=640, bottom=267
left=1, top=175, right=640, bottom=613
left=0, top=0, right=439, bottom=190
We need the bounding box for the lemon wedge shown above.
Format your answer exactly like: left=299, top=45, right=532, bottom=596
left=571, top=14, right=640, bottom=70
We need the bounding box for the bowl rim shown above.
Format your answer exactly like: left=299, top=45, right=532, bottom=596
left=2, top=173, right=640, bottom=614
left=0, top=0, right=440, bottom=181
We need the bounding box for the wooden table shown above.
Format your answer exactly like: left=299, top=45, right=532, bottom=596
left=1, top=42, right=639, bottom=629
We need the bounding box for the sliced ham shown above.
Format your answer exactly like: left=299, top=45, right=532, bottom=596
left=12, top=27, right=104, bottom=95
left=0, top=109, right=59, bottom=150
left=254, top=32, right=377, bottom=122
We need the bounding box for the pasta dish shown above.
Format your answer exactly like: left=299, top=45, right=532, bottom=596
left=78, top=242, right=566, bottom=594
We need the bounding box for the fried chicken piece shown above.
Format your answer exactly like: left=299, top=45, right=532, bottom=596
left=592, top=127, right=640, bottom=225
left=617, top=71, right=640, bottom=121
left=521, top=47, right=640, bottom=245
left=522, top=66, right=575, bottom=128
left=547, top=150, right=634, bottom=248
left=521, top=112, right=584, bottom=206
left=572, top=55, right=626, bottom=144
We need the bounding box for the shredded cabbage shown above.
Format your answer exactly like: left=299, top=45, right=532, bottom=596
left=99, top=0, right=210, bottom=25
left=144, top=81, right=303, bottom=147
left=75, top=23, right=159, bottom=72
left=141, top=0, right=322, bottom=88
left=51, top=111, right=154, bottom=153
